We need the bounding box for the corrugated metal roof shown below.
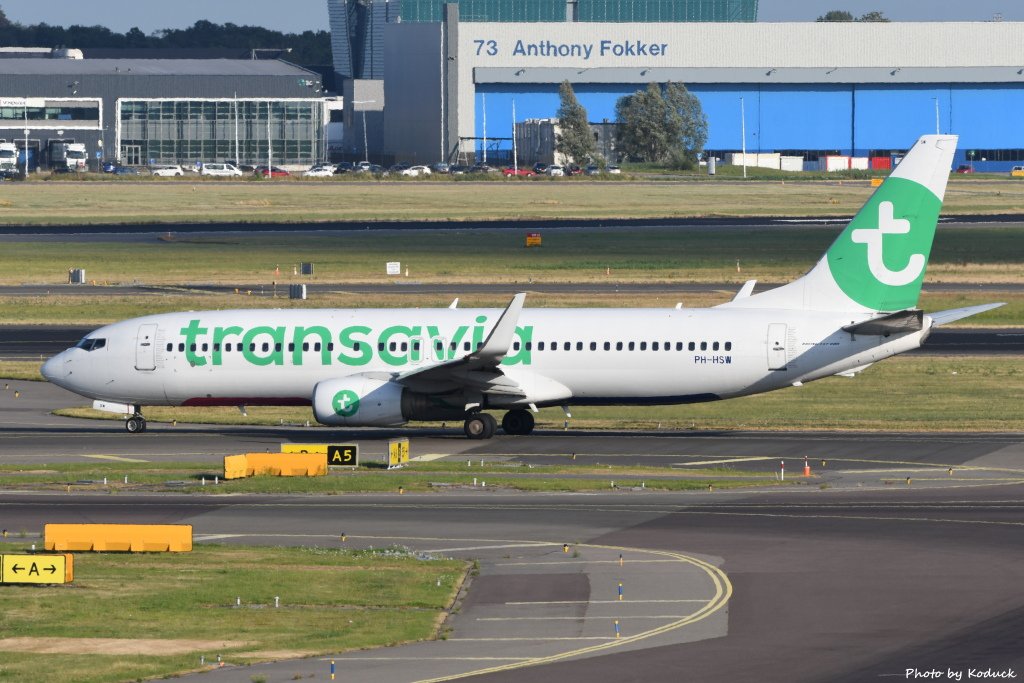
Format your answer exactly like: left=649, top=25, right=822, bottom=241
left=0, top=59, right=317, bottom=77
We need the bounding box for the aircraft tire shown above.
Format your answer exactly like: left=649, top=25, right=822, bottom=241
left=126, top=416, right=146, bottom=434
left=464, top=413, right=496, bottom=440
left=502, top=410, right=535, bottom=435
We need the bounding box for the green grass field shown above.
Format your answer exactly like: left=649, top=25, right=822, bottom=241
left=30, top=356, right=1023, bottom=433
left=0, top=178, right=1022, bottom=225
left=0, top=544, right=467, bottom=683
left=1, top=224, right=1022, bottom=287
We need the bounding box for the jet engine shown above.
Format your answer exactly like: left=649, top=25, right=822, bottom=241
left=312, top=375, right=466, bottom=427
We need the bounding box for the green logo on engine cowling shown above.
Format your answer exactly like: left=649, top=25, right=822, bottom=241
left=826, top=176, right=941, bottom=311
left=332, top=390, right=360, bottom=417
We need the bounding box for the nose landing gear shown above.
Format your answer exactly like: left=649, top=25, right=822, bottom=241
left=125, top=413, right=147, bottom=433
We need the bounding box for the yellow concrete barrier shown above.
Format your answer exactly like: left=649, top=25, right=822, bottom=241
left=224, top=454, right=249, bottom=480
left=870, top=177, right=884, bottom=187
left=44, top=524, right=192, bottom=552
left=223, top=453, right=327, bottom=479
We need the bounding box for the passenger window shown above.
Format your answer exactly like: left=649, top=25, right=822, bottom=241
left=436, top=341, right=444, bottom=351
left=640, top=342, right=647, bottom=351
left=590, top=342, right=597, bottom=351
left=166, top=343, right=173, bottom=352
left=676, top=342, right=683, bottom=351
left=628, top=342, right=635, bottom=351
left=315, top=342, right=322, bottom=352
left=688, top=342, right=696, bottom=351
left=378, top=343, right=385, bottom=351
left=412, top=342, right=419, bottom=351
left=551, top=343, right=557, bottom=352
left=400, top=342, right=408, bottom=352
left=653, top=342, right=659, bottom=351
left=464, top=342, right=471, bottom=351
left=226, top=343, right=232, bottom=352
left=179, top=343, right=185, bottom=352
left=513, top=342, right=521, bottom=351
left=389, top=342, right=397, bottom=352
left=213, top=343, right=220, bottom=352
left=725, top=342, right=732, bottom=351
left=574, top=342, right=581, bottom=351
left=249, top=343, right=256, bottom=352
left=538, top=342, right=545, bottom=351
left=616, top=342, right=623, bottom=351
left=664, top=341, right=670, bottom=351
left=328, top=343, right=334, bottom=351
left=353, top=342, right=362, bottom=351
left=302, top=343, right=309, bottom=351
left=565, top=342, right=571, bottom=351
left=713, top=342, right=720, bottom=351
left=274, top=343, right=282, bottom=352
left=700, top=342, right=707, bottom=351
left=604, top=342, right=610, bottom=351
left=190, top=343, right=197, bottom=352
left=525, top=341, right=532, bottom=350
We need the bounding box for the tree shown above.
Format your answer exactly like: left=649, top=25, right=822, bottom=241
left=664, top=82, right=708, bottom=167
left=555, top=81, right=596, bottom=165
left=817, top=10, right=854, bottom=21
left=817, top=10, right=890, bottom=22
left=615, top=83, right=673, bottom=163
left=615, top=82, right=707, bottom=167
left=858, top=11, right=890, bottom=22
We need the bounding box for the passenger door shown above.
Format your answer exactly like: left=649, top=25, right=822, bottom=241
left=135, top=323, right=158, bottom=371
left=767, top=323, right=788, bottom=371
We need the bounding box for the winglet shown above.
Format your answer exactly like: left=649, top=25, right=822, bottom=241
left=732, top=280, right=757, bottom=302
left=473, top=293, right=526, bottom=363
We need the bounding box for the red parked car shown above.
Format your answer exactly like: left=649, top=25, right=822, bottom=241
left=254, top=165, right=290, bottom=177
left=502, top=167, right=536, bottom=177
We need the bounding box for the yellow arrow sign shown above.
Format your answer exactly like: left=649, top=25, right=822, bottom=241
left=0, top=554, right=73, bottom=584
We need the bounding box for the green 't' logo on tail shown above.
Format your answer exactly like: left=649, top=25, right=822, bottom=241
left=826, top=176, right=942, bottom=311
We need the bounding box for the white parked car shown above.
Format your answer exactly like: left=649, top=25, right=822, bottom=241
left=200, top=163, right=243, bottom=177
left=400, top=165, right=431, bottom=177
left=606, top=165, right=622, bottom=174
left=547, top=165, right=565, bottom=177
left=150, top=165, right=184, bottom=177
left=303, top=164, right=336, bottom=178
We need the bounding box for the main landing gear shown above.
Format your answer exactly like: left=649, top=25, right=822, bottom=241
left=463, top=410, right=536, bottom=439
left=125, top=412, right=147, bottom=434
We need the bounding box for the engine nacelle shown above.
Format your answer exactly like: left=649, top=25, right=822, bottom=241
left=312, top=376, right=406, bottom=427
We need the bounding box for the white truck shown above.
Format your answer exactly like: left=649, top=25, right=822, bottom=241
left=49, top=141, right=87, bottom=171
left=0, top=142, right=18, bottom=178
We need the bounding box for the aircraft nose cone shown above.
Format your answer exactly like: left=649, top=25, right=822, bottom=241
left=41, top=353, right=66, bottom=385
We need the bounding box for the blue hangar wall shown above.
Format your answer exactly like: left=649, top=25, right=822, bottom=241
left=473, top=83, right=1024, bottom=169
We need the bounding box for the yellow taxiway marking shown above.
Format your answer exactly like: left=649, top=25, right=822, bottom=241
left=79, top=454, right=149, bottom=463
left=414, top=542, right=732, bottom=683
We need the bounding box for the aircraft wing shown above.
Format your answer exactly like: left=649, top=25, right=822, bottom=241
left=395, top=293, right=527, bottom=396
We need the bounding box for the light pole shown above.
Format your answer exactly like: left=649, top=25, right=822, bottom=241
left=932, top=97, right=940, bottom=134
left=352, top=100, right=376, bottom=163
left=740, top=96, right=747, bottom=179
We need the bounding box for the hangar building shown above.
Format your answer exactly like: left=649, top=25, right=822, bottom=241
left=330, top=1, right=1024, bottom=170
left=0, top=54, right=325, bottom=170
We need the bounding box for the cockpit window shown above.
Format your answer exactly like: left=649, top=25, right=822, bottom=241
left=75, top=337, right=106, bottom=351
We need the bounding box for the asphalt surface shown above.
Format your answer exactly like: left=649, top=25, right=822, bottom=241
left=1, top=382, right=1023, bottom=682
left=0, top=213, right=1023, bottom=237
left=2, top=324, right=1020, bottom=360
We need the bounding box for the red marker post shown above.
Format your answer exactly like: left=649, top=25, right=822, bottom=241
left=780, top=460, right=785, bottom=481
left=803, top=456, right=811, bottom=477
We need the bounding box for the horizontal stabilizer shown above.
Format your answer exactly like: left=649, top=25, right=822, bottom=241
left=842, top=309, right=923, bottom=336
left=928, top=302, right=1005, bottom=326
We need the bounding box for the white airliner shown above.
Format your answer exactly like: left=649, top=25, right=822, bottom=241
left=42, top=135, right=1001, bottom=438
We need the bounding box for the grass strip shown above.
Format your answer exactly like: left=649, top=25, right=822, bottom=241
left=2, top=226, right=1023, bottom=287
left=0, top=179, right=1022, bottom=226
left=0, top=544, right=467, bottom=683
left=0, top=461, right=775, bottom=494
